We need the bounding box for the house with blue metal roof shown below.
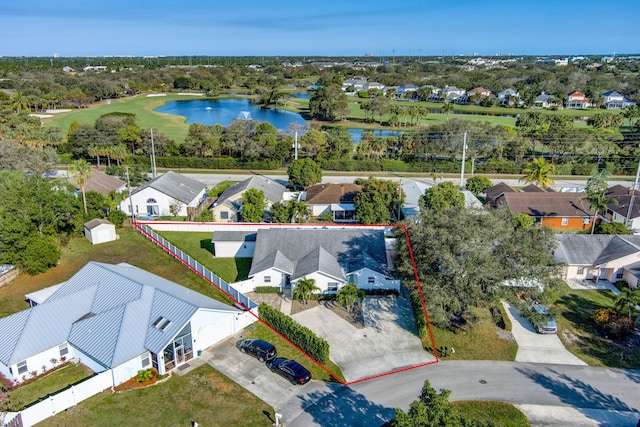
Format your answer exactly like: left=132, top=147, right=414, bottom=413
left=0, top=262, right=247, bottom=385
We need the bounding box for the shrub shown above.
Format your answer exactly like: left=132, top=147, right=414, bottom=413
left=136, top=369, right=154, bottom=382
left=254, top=286, right=281, bottom=293
left=609, top=316, right=634, bottom=340
left=108, top=209, right=127, bottom=228
left=408, top=289, right=428, bottom=338
left=258, top=303, right=329, bottom=363
left=594, top=308, right=616, bottom=329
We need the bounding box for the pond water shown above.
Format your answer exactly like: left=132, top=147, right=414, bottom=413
left=348, top=128, right=403, bottom=141
left=155, top=98, right=306, bottom=130
left=155, top=98, right=404, bottom=143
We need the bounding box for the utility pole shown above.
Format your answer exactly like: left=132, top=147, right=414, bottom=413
left=459, top=132, right=467, bottom=189
left=150, top=128, right=157, bottom=178
left=126, top=166, right=135, bottom=224
left=625, top=154, right=640, bottom=229
left=294, top=131, right=299, bottom=160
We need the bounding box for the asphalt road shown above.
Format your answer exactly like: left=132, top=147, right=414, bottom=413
left=280, top=361, right=640, bottom=427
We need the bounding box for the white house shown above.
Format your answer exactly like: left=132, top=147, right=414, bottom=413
left=600, top=90, right=636, bottom=110
left=554, top=234, right=640, bottom=287
left=83, top=218, right=117, bottom=245
left=222, top=228, right=400, bottom=295
left=119, top=171, right=207, bottom=218
left=534, top=92, right=558, bottom=108
left=212, top=231, right=257, bottom=258
left=0, top=262, right=250, bottom=386
left=441, top=85, right=466, bottom=101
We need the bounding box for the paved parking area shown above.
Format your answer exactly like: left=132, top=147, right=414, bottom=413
left=502, top=302, right=587, bottom=365
left=293, top=296, right=435, bottom=382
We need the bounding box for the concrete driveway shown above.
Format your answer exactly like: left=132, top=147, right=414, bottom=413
left=503, top=302, right=587, bottom=365
left=292, top=296, right=435, bottom=382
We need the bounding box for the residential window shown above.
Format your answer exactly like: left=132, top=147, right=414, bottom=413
left=264, top=276, right=271, bottom=283
left=141, top=354, right=150, bottom=368
left=59, top=343, right=69, bottom=358
left=17, top=360, right=28, bottom=375
left=368, top=277, right=375, bottom=284
left=616, top=270, right=624, bottom=279
left=561, top=217, right=569, bottom=226
left=328, top=283, right=338, bottom=292
left=577, top=267, right=585, bottom=275
left=221, top=211, right=229, bottom=219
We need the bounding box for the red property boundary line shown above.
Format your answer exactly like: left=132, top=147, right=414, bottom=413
left=134, top=221, right=439, bottom=385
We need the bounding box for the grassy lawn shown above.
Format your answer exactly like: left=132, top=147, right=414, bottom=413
left=39, top=365, right=273, bottom=427
left=157, top=231, right=251, bottom=282
left=425, top=307, right=518, bottom=361
left=0, top=227, right=234, bottom=319
left=42, top=94, right=205, bottom=143
left=5, top=363, right=94, bottom=411
left=242, top=322, right=345, bottom=384
left=554, top=284, right=639, bottom=368
left=452, top=400, right=530, bottom=427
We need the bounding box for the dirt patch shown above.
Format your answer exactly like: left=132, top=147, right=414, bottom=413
left=496, top=328, right=515, bottom=340
left=290, top=298, right=320, bottom=315
left=323, top=300, right=365, bottom=329
left=290, top=299, right=365, bottom=328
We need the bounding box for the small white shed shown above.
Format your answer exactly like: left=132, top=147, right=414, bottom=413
left=84, top=219, right=117, bottom=245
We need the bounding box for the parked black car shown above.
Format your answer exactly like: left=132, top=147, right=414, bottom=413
left=236, top=339, right=277, bottom=363
left=266, top=358, right=312, bottom=385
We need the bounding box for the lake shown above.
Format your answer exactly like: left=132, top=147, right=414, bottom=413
left=155, top=98, right=307, bottom=130
left=154, top=98, right=404, bottom=143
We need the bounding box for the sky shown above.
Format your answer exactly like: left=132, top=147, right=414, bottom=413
left=1, top=0, right=639, bottom=57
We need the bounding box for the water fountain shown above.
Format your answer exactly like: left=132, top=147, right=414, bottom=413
left=238, top=111, right=251, bottom=120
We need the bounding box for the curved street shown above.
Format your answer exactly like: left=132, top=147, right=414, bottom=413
left=280, top=361, right=640, bottom=427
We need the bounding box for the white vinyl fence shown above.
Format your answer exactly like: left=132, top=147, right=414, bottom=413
left=3, top=370, right=114, bottom=427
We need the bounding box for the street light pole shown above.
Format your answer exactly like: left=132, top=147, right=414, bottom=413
left=150, top=128, right=157, bottom=178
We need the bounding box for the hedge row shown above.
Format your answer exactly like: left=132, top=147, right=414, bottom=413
left=132, top=156, right=281, bottom=170
left=258, top=302, right=330, bottom=363
left=254, top=286, right=281, bottom=294
left=408, top=289, right=428, bottom=338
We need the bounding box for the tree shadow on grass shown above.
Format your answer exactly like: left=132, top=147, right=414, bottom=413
left=294, top=382, right=394, bottom=426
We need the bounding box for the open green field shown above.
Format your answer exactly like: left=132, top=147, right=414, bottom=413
left=42, top=94, right=206, bottom=143
left=39, top=365, right=273, bottom=427
left=157, top=231, right=251, bottom=282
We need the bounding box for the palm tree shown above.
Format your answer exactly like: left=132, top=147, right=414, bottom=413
left=9, top=92, right=29, bottom=114
left=336, top=284, right=365, bottom=313
left=441, top=102, right=454, bottom=120
left=614, top=287, right=640, bottom=318
left=520, top=158, right=556, bottom=189
left=70, top=159, right=92, bottom=215
left=293, top=277, right=320, bottom=305
left=582, top=170, right=616, bottom=234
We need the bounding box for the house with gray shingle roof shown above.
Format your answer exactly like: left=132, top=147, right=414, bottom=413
left=118, top=171, right=207, bottom=218
left=604, top=185, right=640, bottom=231
left=0, top=262, right=246, bottom=385
left=211, top=175, right=288, bottom=222
left=555, top=234, right=640, bottom=288
left=227, top=228, right=400, bottom=294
